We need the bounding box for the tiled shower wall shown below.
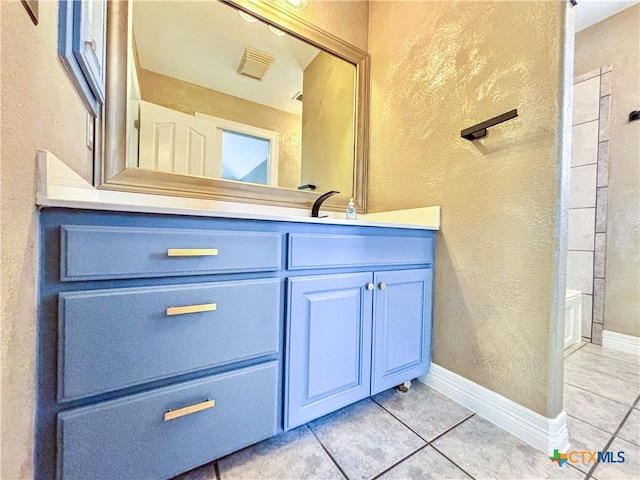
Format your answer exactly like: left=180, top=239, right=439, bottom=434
left=567, top=67, right=611, bottom=345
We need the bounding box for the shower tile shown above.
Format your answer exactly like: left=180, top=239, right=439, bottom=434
left=566, top=251, right=594, bottom=294
left=592, top=323, right=603, bottom=345
left=581, top=294, right=593, bottom=339
left=594, top=233, right=606, bottom=278
left=600, top=72, right=612, bottom=97
left=570, top=164, right=597, bottom=208
left=574, top=68, right=601, bottom=85
left=597, top=141, right=610, bottom=187
left=593, top=278, right=605, bottom=324
left=601, top=65, right=612, bottom=74
left=571, top=121, right=599, bottom=166
left=573, top=76, right=601, bottom=125
left=568, top=208, right=595, bottom=250
left=599, top=95, right=611, bottom=142
left=596, top=188, right=608, bottom=232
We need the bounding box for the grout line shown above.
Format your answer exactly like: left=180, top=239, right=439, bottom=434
left=370, top=444, right=429, bottom=480
left=585, top=394, right=640, bottom=479
left=214, top=460, right=221, bottom=480
left=572, top=118, right=599, bottom=128
left=427, top=413, right=476, bottom=445
left=566, top=462, right=590, bottom=477
left=566, top=413, right=618, bottom=437
left=564, top=381, right=636, bottom=408
left=371, top=398, right=431, bottom=443
left=430, top=444, right=477, bottom=480
left=575, top=347, right=640, bottom=365
left=306, top=425, right=351, bottom=480
left=564, top=342, right=589, bottom=359
left=569, top=349, right=640, bottom=371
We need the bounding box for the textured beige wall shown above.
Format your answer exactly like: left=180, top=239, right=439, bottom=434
left=298, top=0, right=368, bottom=52
left=301, top=52, right=356, bottom=194
left=1, top=1, right=92, bottom=478
left=575, top=6, right=640, bottom=338
left=368, top=1, right=567, bottom=416
left=138, top=68, right=303, bottom=189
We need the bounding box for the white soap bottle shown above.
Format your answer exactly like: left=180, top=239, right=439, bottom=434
left=345, top=198, right=357, bottom=220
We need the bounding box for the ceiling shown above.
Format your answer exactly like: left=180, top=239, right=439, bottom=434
left=574, top=0, right=639, bottom=31
left=133, top=1, right=322, bottom=115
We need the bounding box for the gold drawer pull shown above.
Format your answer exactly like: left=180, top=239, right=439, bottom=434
left=164, top=399, right=215, bottom=422
left=167, top=248, right=218, bottom=257
left=166, top=303, right=217, bottom=316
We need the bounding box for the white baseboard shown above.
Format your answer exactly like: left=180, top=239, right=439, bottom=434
left=419, top=364, right=569, bottom=455
left=602, top=330, right=640, bottom=356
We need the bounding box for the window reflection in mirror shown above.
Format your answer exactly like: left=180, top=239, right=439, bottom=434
left=128, top=0, right=357, bottom=196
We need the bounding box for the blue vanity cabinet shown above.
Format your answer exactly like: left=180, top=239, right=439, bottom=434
left=37, top=208, right=435, bottom=479
left=371, top=268, right=433, bottom=395
left=286, top=273, right=373, bottom=429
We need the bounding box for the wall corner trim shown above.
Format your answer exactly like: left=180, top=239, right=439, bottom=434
left=419, top=364, right=569, bottom=455
left=602, top=331, right=640, bottom=356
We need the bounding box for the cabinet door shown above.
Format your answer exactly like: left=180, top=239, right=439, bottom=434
left=371, top=268, right=433, bottom=395
left=286, top=273, right=373, bottom=429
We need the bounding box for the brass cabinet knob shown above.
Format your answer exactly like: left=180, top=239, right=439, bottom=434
left=366, top=283, right=374, bottom=291
left=379, top=282, right=387, bottom=290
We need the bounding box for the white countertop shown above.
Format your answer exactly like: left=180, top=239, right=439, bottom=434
left=36, top=150, right=440, bottom=231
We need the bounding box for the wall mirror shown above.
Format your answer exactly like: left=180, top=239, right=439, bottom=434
left=100, top=0, right=370, bottom=212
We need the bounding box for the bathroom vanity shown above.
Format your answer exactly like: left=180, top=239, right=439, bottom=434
left=35, top=157, right=437, bottom=479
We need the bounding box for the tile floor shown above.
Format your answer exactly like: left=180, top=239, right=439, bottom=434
left=177, top=343, right=639, bottom=480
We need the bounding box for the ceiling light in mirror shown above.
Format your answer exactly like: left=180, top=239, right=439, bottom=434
left=285, top=0, right=308, bottom=11
left=269, top=25, right=286, bottom=37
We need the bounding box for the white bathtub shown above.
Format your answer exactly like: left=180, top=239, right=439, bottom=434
left=565, top=290, right=583, bottom=349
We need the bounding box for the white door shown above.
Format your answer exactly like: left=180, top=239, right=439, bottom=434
left=139, top=101, right=219, bottom=177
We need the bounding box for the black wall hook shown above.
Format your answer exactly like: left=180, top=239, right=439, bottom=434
left=461, top=109, right=518, bottom=140
left=629, top=111, right=640, bottom=122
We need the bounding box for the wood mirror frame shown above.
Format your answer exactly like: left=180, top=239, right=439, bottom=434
left=98, top=0, right=370, bottom=212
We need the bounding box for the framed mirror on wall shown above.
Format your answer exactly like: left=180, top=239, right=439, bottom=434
left=99, top=0, right=370, bottom=212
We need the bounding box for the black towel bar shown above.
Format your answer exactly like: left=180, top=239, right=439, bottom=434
left=461, top=109, right=518, bottom=140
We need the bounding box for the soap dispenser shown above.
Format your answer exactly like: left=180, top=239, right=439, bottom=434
left=345, top=198, right=357, bottom=220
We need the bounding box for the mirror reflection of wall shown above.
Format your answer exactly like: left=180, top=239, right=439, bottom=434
left=127, top=0, right=357, bottom=195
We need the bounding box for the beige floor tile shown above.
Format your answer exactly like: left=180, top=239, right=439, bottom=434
left=618, top=409, right=640, bottom=446
left=374, top=383, right=473, bottom=441
left=432, top=416, right=585, bottom=479
left=566, top=351, right=639, bottom=386
left=565, top=341, right=587, bottom=358
left=216, top=426, right=344, bottom=480
left=564, top=383, right=630, bottom=434
left=379, top=446, right=472, bottom=480
left=308, top=399, right=425, bottom=480
left=590, top=437, right=639, bottom=480
left=581, top=343, right=640, bottom=366
left=566, top=415, right=612, bottom=473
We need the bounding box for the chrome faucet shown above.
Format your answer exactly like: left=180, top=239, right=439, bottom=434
left=311, top=191, right=340, bottom=218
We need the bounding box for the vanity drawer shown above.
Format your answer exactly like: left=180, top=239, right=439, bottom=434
left=58, top=279, right=280, bottom=401
left=60, top=225, right=282, bottom=281
left=288, top=233, right=434, bottom=270
left=57, top=362, right=279, bottom=480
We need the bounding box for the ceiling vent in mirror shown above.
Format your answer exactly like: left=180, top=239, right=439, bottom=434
left=237, top=47, right=275, bottom=81
left=292, top=91, right=303, bottom=102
